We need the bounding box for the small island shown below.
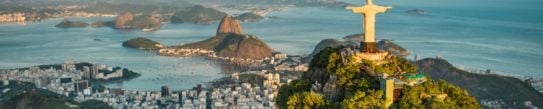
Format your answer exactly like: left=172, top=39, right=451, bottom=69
left=55, top=19, right=89, bottom=28
left=406, top=9, right=426, bottom=15
left=122, top=37, right=164, bottom=50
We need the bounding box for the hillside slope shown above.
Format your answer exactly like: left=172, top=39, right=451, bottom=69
left=417, top=58, right=543, bottom=108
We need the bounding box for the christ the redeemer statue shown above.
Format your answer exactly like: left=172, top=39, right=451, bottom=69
left=346, top=0, right=391, bottom=53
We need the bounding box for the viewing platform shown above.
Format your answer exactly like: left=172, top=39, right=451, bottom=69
left=353, top=50, right=390, bottom=65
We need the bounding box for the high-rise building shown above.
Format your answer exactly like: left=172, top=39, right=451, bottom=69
left=90, top=64, right=99, bottom=79
left=74, top=80, right=89, bottom=92
left=161, top=86, right=170, bottom=97
left=380, top=78, right=394, bottom=109
left=82, top=66, right=90, bottom=79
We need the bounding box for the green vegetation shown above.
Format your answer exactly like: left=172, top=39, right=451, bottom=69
left=417, top=58, right=543, bottom=108
left=122, top=37, right=162, bottom=50
left=1, top=91, right=80, bottom=109
left=286, top=91, right=326, bottom=109
left=342, top=90, right=386, bottom=109
left=56, top=19, right=89, bottom=28
left=366, top=56, right=416, bottom=76
left=311, top=47, right=378, bottom=90
left=280, top=47, right=481, bottom=108
left=0, top=81, right=113, bottom=109
left=130, top=15, right=162, bottom=30
left=399, top=80, right=480, bottom=109
left=276, top=79, right=311, bottom=107
left=0, top=81, right=80, bottom=109
left=304, top=39, right=357, bottom=63
left=0, top=81, right=39, bottom=99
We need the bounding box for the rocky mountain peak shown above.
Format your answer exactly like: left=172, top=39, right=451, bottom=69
left=217, top=16, right=243, bottom=35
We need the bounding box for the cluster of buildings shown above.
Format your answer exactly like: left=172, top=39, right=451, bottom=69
left=0, top=12, right=27, bottom=23
left=62, top=61, right=125, bottom=80
left=272, top=54, right=308, bottom=72
left=69, top=70, right=284, bottom=109
left=0, top=5, right=115, bottom=24
left=0, top=59, right=293, bottom=109
left=158, top=48, right=309, bottom=73
left=66, top=70, right=285, bottom=109
left=158, top=48, right=214, bottom=57
left=0, top=61, right=129, bottom=99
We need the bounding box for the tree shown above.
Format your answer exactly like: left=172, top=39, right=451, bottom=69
left=399, top=80, right=481, bottom=109
left=342, top=90, right=386, bottom=109
left=276, top=79, right=312, bottom=107
left=286, top=91, right=326, bottom=109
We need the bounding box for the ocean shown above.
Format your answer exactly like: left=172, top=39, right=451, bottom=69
left=0, top=0, right=542, bottom=91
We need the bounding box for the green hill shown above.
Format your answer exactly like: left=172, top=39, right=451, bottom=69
left=122, top=37, right=163, bottom=50
left=0, top=81, right=113, bottom=109
left=277, top=47, right=480, bottom=108
left=417, top=58, right=543, bottom=108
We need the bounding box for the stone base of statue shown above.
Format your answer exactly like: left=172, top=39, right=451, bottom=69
left=361, top=42, right=378, bottom=53
left=353, top=50, right=390, bottom=65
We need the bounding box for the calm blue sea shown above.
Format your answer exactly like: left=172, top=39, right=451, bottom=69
left=0, top=0, right=541, bottom=90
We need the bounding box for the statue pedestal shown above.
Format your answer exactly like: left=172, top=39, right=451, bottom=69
left=361, top=42, right=378, bottom=53
left=353, top=50, right=389, bottom=65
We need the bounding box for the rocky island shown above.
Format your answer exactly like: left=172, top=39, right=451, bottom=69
left=122, top=37, right=164, bottom=50
left=55, top=19, right=89, bottom=28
